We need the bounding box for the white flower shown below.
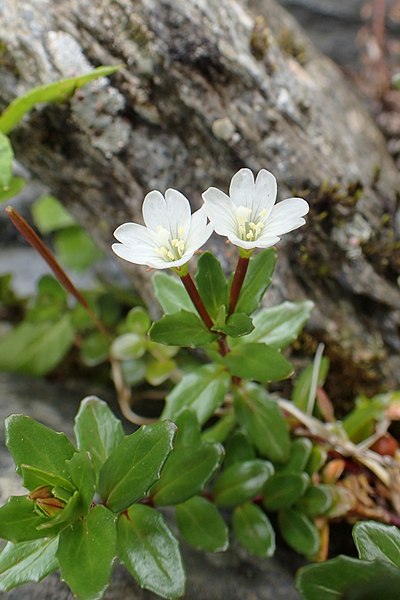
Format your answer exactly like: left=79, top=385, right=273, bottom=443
left=112, top=188, right=213, bottom=269
left=202, top=168, right=309, bottom=250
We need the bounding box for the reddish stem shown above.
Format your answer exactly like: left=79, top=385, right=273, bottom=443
left=228, top=255, right=250, bottom=315
left=180, top=272, right=214, bottom=329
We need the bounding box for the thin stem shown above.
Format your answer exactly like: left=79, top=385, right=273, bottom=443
left=228, top=255, right=250, bottom=315
left=6, top=206, right=108, bottom=337
left=180, top=272, right=214, bottom=329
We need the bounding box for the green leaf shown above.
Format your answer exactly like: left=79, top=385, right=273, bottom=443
left=0, top=131, right=13, bottom=189
left=5, top=415, right=75, bottom=487
left=152, top=272, right=196, bottom=314
left=98, top=421, right=176, bottom=512
left=151, top=413, right=223, bottom=506
left=117, top=504, right=185, bottom=599
left=195, top=252, right=228, bottom=318
left=66, top=452, right=96, bottom=514
left=215, top=312, right=254, bottom=337
left=224, top=343, right=293, bottom=382
left=80, top=332, right=110, bottom=367
left=232, top=301, right=314, bottom=350
left=145, top=358, right=176, bottom=386
left=235, top=248, right=276, bottom=315
left=110, top=333, right=145, bottom=360
left=295, top=484, right=334, bottom=518
left=353, top=521, right=400, bottom=567
left=343, top=394, right=390, bottom=444
left=36, top=490, right=81, bottom=531
left=296, top=556, right=400, bottom=600
left=74, top=396, right=124, bottom=478
left=292, top=357, right=330, bottom=411
left=278, top=438, right=313, bottom=474
left=0, top=315, right=75, bottom=376
left=19, top=465, right=74, bottom=494
left=31, top=194, right=75, bottom=233
left=263, top=472, right=310, bottom=511
left=305, top=445, right=328, bottom=476
left=201, top=413, right=236, bottom=443
left=176, top=496, right=229, bottom=552
left=0, top=496, right=60, bottom=542
left=278, top=508, right=319, bottom=557
left=224, top=431, right=256, bottom=469
left=126, top=306, right=151, bottom=334
left=234, top=384, right=291, bottom=462
left=150, top=310, right=217, bottom=347
left=0, top=65, right=121, bottom=134
left=55, top=226, right=103, bottom=271
left=213, top=459, right=274, bottom=508
left=162, top=364, right=230, bottom=424
left=57, top=505, right=116, bottom=600
left=0, top=538, right=59, bottom=592
left=0, top=176, right=25, bottom=203
left=233, top=502, right=275, bottom=558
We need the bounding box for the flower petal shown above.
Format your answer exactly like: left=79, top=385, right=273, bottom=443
left=202, top=187, right=237, bottom=235
left=113, top=222, right=156, bottom=248
left=264, top=198, right=309, bottom=236
left=229, top=168, right=255, bottom=209
left=254, top=169, right=277, bottom=220
left=112, top=243, right=158, bottom=266
left=164, top=188, right=191, bottom=237
left=142, top=191, right=169, bottom=231
left=187, top=207, right=213, bottom=250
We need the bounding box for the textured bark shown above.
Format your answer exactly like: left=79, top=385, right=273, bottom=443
left=0, top=0, right=400, bottom=401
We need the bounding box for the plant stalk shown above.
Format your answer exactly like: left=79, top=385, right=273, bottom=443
left=228, top=255, right=250, bottom=315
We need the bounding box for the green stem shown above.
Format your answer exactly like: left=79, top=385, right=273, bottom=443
left=228, top=255, right=250, bottom=315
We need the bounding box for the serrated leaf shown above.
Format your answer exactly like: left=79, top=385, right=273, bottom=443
left=0, top=176, right=25, bottom=203
left=353, top=521, right=400, bottom=567
left=224, top=343, right=293, bottom=383
left=295, top=484, right=334, bottom=518
left=98, top=421, right=176, bottom=512
left=150, top=310, right=217, bottom=347
left=152, top=272, right=196, bottom=314
left=234, top=384, right=290, bottom=463
left=5, top=415, right=75, bottom=487
left=117, top=504, right=185, bottom=599
left=0, top=496, right=60, bottom=542
left=66, top=452, right=96, bottom=514
left=235, top=248, right=276, bottom=315
left=0, top=538, right=58, bottom=592
left=176, top=496, right=229, bottom=552
left=278, top=508, right=319, bottom=557
left=263, top=472, right=310, bottom=511
left=162, top=364, right=230, bottom=424
left=292, top=358, right=330, bottom=411
left=214, top=312, right=254, bottom=337
left=0, top=65, right=121, bottom=134
left=232, top=301, right=313, bottom=350
left=57, top=505, right=116, bottom=600
left=213, top=459, right=274, bottom=508
left=0, top=315, right=75, bottom=376
left=31, top=194, right=75, bottom=233
left=0, top=131, right=13, bottom=189
left=195, top=252, right=228, bottom=318
left=74, top=396, right=124, bottom=478
left=296, top=555, right=400, bottom=600
left=233, top=502, right=275, bottom=558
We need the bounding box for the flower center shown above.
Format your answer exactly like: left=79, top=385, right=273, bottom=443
left=236, top=206, right=267, bottom=241
left=155, top=226, right=186, bottom=262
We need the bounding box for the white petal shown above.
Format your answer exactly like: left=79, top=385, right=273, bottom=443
left=264, top=198, right=309, bottom=236
left=229, top=168, right=255, bottom=209
left=225, top=231, right=259, bottom=250
left=254, top=170, right=277, bottom=220
left=113, top=222, right=156, bottom=248
left=112, top=243, right=158, bottom=266
left=142, top=191, right=169, bottom=231
left=187, top=207, right=213, bottom=250
left=202, top=187, right=237, bottom=235
left=164, top=189, right=191, bottom=237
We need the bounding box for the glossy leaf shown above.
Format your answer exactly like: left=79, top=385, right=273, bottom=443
left=224, top=343, right=293, bottom=383
left=201, top=413, right=236, bottom=443
left=295, top=484, right=334, bottom=518
left=0, top=315, right=75, bottom=376
left=292, top=357, right=330, bottom=411
left=233, top=301, right=313, bottom=350
left=176, top=496, right=229, bottom=552
left=0, top=65, right=121, bottom=134
left=152, top=272, right=195, bottom=314
left=0, top=496, right=60, bottom=542
left=31, top=194, right=75, bottom=233
left=74, top=396, right=124, bottom=477
left=5, top=415, right=75, bottom=487
left=224, top=431, right=256, bottom=469
left=162, top=364, right=230, bottom=424
left=98, top=421, right=176, bottom=512
left=263, top=472, right=309, bottom=511
left=66, top=452, right=96, bottom=514
left=19, top=464, right=74, bottom=494
left=36, top=490, right=81, bottom=531
left=213, top=459, right=274, bottom=508
left=195, top=252, right=228, bottom=318
left=234, top=384, right=291, bottom=463
left=117, top=504, right=185, bottom=599
left=150, top=310, right=217, bottom=347
left=353, top=521, right=400, bottom=567
left=0, top=176, right=25, bottom=203
left=0, top=130, right=13, bottom=189
left=235, top=248, right=276, bottom=315
left=305, top=445, right=328, bottom=475
left=57, top=505, right=116, bottom=600
left=215, top=312, right=254, bottom=337
left=296, top=555, right=400, bottom=600
left=233, top=502, right=275, bottom=558
left=0, top=538, right=58, bottom=592
left=278, top=508, right=319, bottom=557
left=278, top=438, right=313, bottom=474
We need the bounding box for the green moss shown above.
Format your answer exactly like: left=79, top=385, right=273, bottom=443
left=250, top=16, right=271, bottom=60
left=277, top=28, right=307, bottom=65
